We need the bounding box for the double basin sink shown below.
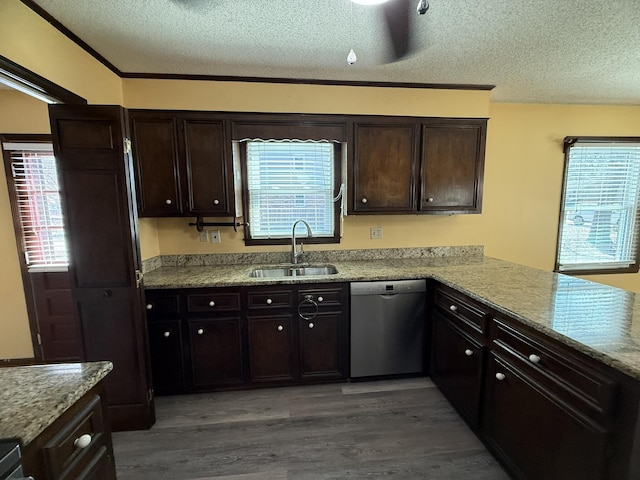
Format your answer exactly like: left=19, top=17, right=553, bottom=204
left=250, top=264, right=338, bottom=278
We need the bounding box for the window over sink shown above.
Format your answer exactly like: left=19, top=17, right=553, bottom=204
left=238, top=139, right=343, bottom=245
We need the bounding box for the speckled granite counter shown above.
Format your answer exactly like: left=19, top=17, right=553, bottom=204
left=0, top=361, right=112, bottom=445
left=144, top=253, right=640, bottom=382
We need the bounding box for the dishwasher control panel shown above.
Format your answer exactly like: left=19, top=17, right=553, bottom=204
left=350, top=279, right=427, bottom=296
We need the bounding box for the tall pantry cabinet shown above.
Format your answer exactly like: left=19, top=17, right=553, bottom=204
left=48, top=104, right=155, bottom=431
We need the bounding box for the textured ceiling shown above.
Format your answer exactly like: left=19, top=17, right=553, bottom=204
left=29, top=0, right=640, bottom=105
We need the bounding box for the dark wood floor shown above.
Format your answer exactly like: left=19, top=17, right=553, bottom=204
left=112, top=378, right=510, bottom=479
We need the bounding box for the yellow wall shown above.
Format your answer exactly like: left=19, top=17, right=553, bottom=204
left=0, top=0, right=122, bottom=104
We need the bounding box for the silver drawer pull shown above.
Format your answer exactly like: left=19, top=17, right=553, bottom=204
left=308, top=322, right=314, bottom=329
left=213, top=199, right=220, bottom=205
left=146, top=304, right=153, bottom=310
left=266, top=298, right=273, bottom=305
left=495, top=372, right=506, bottom=381
left=277, top=325, right=284, bottom=331
left=209, top=300, right=215, bottom=307
left=528, top=354, right=541, bottom=364
left=165, top=199, right=172, bottom=205
left=197, top=328, right=204, bottom=335
left=163, top=331, right=171, bottom=338
left=464, top=349, right=473, bottom=356
left=449, top=305, right=457, bottom=312
left=74, top=433, right=92, bottom=449
left=317, top=296, right=324, bottom=302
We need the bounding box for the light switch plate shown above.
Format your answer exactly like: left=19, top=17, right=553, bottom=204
left=370, top=227, right=383, bottom=239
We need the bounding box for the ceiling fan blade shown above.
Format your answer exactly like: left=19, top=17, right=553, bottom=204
left=381, top=0, right=412, bottom=61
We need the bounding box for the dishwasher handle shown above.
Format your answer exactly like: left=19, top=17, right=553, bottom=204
left=298, top=295, right=318, bottom=320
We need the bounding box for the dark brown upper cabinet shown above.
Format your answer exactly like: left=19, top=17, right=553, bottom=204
left=350, top=120, right=420, bottom=214
left=350, top=117, right=487, bottom=215
left=129, top=111, right=233, bottom=217
left=420, top=119, right=487, bottom=214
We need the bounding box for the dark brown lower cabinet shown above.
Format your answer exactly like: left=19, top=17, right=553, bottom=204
left=188, top=317, right=244, bottom=387
left=247, top=314, right=295, bottom=382
left=430, top=310, right=485, bottom=428
left=298, top=311, right=344, bottom=380
left=147, top=320, right=185, bottom=394
left=483, top=352, right=609, bottom=480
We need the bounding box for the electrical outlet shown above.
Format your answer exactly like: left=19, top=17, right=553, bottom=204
left=370, top=227, right=383, bottom=239
left=209, top=229, right=221, bottom=244
left=199, top=230, right=208, bottom=242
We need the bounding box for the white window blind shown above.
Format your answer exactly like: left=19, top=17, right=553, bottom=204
left=246, top=140, right=335, bottom=239
left=557, top=142, right=640, bottom=272
left=3, top=142, right=68, bottom=270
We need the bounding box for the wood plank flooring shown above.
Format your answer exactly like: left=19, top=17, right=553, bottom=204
left=112, top=378, right=510, bottom=479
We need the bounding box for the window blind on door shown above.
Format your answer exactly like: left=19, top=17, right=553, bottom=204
left=557, top=142, right=640, bottom=271
left=3, top=142, right=68, bottom=270
left=245, top=140, right=335, bottom=239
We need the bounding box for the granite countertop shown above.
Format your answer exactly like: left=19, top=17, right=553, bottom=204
left=144, top=254, right=640, bottom=382
left=0, top=361, right=112, bottom=445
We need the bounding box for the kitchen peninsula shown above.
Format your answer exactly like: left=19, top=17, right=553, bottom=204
left=0, top=361, right=115, bottom=479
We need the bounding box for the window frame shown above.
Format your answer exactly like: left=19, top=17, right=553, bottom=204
left=239, top=141, right=343, bottom=246
left=554, top=136, right=640, bottom=275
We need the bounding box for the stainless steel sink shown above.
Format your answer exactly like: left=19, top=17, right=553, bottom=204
left=250, top=265, right=338, bottom=278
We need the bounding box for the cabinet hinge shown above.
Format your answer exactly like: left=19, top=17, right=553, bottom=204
left=135, top=269, right=144, bottom=289
left=36, top=332, right=42, bottom=346
left=124, top=137, right=132, bottom=154
left=148, top=387, right=154, bottom=403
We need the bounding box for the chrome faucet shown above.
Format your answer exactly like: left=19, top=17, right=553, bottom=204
left=291, top=219, right=313, bottom=265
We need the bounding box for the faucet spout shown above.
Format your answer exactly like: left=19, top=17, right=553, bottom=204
left=291, top=220, right=313, bottom=265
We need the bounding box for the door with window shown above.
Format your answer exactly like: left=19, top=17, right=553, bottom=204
left=1, top=135, right=81, bottom=361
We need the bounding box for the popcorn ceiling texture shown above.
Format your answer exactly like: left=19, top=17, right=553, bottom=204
left=28, top=0, right=640, bottom=104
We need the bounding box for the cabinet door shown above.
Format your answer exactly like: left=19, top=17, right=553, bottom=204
left=483, top=353, right=610, bottom=480
left=129, top=115, right=182, bottom=216
left=188, top=317, right=244, bottom=387
left=182, top=119, right=234, bottom=216
left=430, top=310, right=485, bottom=428
left=147, top=320, right=185, bottom=395
left=351, top=122, right=419, bottom=213
left=247, top=315, right=295, bottom=382
left=420, top=120, right=486, bottom=213
left=49, top=104, right=154, bottom=431
left=298, top=311, right=345, bottom=380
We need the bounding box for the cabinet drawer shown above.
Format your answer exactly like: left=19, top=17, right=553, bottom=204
left=247, top=289, right=293, bottom=309
left=492, top=317, right=616, bottom=420
left=144, top=293, right=180, bottom=318
left=186, top=292, right=240, bottom=312
left=42, top=395, right=108, bottom=479
left=297, top=286, right=345, bottom=310
left=433, top=285, right=487, bottom=336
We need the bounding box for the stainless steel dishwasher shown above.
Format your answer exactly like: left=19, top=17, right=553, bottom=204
left=350, top=279, right=426, bottom=378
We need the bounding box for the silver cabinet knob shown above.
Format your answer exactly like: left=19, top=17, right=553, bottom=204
left=427, top=197, right=434, bottom=202
left=165, top=199, right=172, bottom=205
left=74, top=433, right=92, bottom=449
left=266, top=298, right=273, bottom=305
left=308, top=322, right=314, bottom=329
left=197, top=328, right=204, bottom=335
left=163, top=331, right=171, bottom=338
left=529, top=354, right=541, bottom=363
left=361, top=197, right=368, bottom=204
left=496, top=372, right=506, bottom=381
left=146, top=304, right=153, bottom=310
left=464, top=349, right=473, bottom=356
left=213, top=199, right=220, bottom=205
left=317, top=296, right=324, bottom=303
left=277, top=325, right=284, bottom=331
left=209, top=300, right=215, bottom=307
left=449, top=305, right=457, bottom=312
